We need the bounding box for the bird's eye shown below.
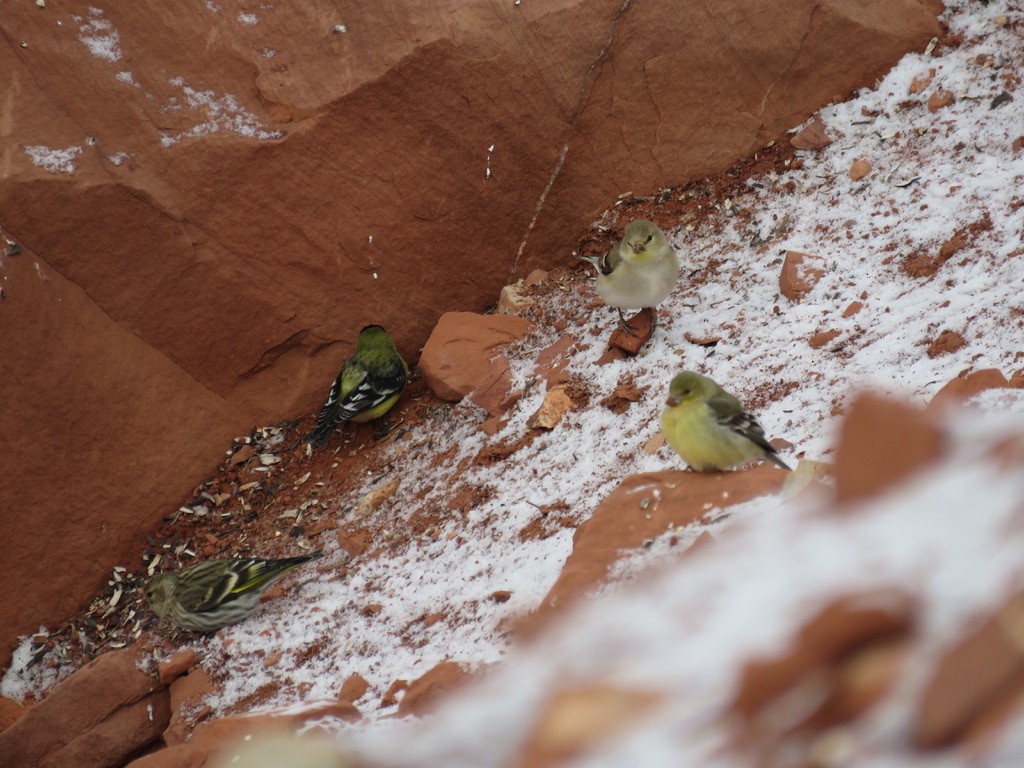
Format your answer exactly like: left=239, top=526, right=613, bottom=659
left=682, top=388, right=691, bottom=396
left=646, top=235, right=653, bottom=243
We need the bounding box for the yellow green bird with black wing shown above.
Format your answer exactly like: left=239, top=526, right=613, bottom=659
left=307, top=324, right=409, bottom=447
left=660, top=371, right=791, bottom=472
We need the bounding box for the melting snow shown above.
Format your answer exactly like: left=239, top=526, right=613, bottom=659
left=159, top=79, right=283, bottom=146
left=22, top=145, right=83, bottom=174
left=74, top=7, right=122, bottom=63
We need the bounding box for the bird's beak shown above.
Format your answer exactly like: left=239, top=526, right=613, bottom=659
left=630, top=240, right=645, bottom=254
left=666, top=394, right=680, bottom=406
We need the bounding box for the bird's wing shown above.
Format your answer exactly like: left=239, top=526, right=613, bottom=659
left=174, top=560, right=246, bottom=613
left=713, top=400, right=791, bottom=470
left=335, top=357, right=406, bottom=420
left=601, top=242, right=624, bottom=274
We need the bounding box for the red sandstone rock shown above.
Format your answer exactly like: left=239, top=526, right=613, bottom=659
left=833, top=393, right=944, bottom=504
left=126, top=706, right=357, bottom=768
left=0, top=0, right=941, bottom=669
left=928, top=88, right=956, bottom=112
left=397, top=661, right=473, bottom=717
left=909, top=68, right=936, bottom=94
left=0, top=246, right=251, bottom=673
left=527, top=386, right=574, bottom=430
left=420, top=312, right=531, bottom=401
left=914, top=592, right=1024, bottom=748
left=468, top=354, right=515, bottom=416
left=524, top=269, right=549, bottom=286
left=164, top=667, right=215, bottom=746
left=779, top=251, right=827, bottom=300
left=516, top=686, right=662, bottom=768
left=0, top=646, right=167, bottom=768
left=842, top=300, right=864, bottom=317
left=790, top=117, right=835, bottom=150
left=339, top=673, right=370, bottom=704
left=534, top=334, right=578, bottom=386
left=731, top=590, right=915, bottom=720
left=928, top=368, right=1010, bottom=411
left=848, top=158, right=872, bottom=180
left=809, top=329, right=840, bottom=349
left=158, top=649, right=197, bottom=686
left=381, top=679, right=410, bottom=709
left=608, top=309, right=655, bottom=356
left=926, top=329, right=966, bottom=358
left=538, top=467, right=787, bottom=619
left=683, top=331, right=722, bottom=346
left=0, top=695, right=26, bottom=731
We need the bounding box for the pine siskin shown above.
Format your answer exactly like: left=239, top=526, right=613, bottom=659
left=307, top=325, right=408, bottom=446
left=660, top=371, right=791, bottom=472
left=144, top=551, right=323, bottom=632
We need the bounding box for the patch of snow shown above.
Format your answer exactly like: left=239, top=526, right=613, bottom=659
left=238, top=12, right=258, bottom=25
left=0, top=631, right=75, bottom=701
left=76, top=7, right=121, bottom=63
left=115, top=70, right=139, bottom=87
left=159, top=79, right=283, bottom=147
left=23, top=145, right=82, bottom=174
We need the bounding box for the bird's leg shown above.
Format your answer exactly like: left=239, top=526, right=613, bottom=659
left=617, top=308, right=640, bottom=337
left=648, top=307, right=658, bottom=332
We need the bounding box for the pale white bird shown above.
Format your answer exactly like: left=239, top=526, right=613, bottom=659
left=578, top=219, right=680, bottom=334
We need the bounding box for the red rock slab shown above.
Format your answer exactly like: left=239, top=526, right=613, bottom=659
left=0, top=248, right=251, bottom=671
left=731, top=590, right=915, bottom=720
left=833, top=393, right=944, bottom=505
left=0, top=695, right=26, bottom=731
left=914, top=592, right=1024, bottom=749
left=928, top=368, right=1010, bottom=411
left=339, top=673, right=370, bottom=705
left=157, top=649, right=198, bottom=686
left=397, top=661, right=474, bottom=717
left=534, top=334, right=579, bottom=386
left=809, top=329, right=840, bottom=349
left=608, top=309, right=654, bottom=356
left=164, top=667, right=215, bottom=746
left=779, top=251, right=827, bottom=300
left=468, top=353, right=514, bottom=416
left=127, top=707, right=357, bottom=768
left=790, top=117, right=834, bottom=150
left=538, top=467, right=787, bottom=616
left=515, top=685, right=662, bottom=768
left=0, top=646, right=165, bottom=767
left=926, top=329, right=966, bottom=358
left=45, top=691, right=171, bottom=768
left=419, top=312, right=531, bottom=401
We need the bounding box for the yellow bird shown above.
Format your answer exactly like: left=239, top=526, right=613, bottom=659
left=307, top=325, right=408, bottom=446
left=660, top=371, right=791, bottom=472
